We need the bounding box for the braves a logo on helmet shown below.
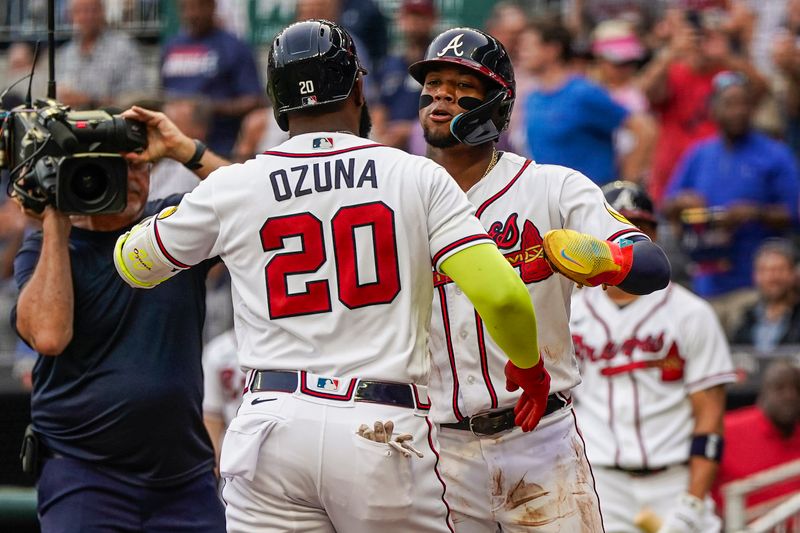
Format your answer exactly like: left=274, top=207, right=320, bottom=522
left=437, top=34, right=465, bottom=57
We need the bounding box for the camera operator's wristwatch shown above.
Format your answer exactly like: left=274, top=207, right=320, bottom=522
left=183, top=139, right=207, bottom=170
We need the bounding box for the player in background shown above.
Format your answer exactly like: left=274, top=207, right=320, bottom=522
left=412, top=28, right=672, bottom=531
left=113, top=20, right=548, bottom=533
left=202, top=329, right=245, bottom=469
left=571, top=181, right=736, bottom=533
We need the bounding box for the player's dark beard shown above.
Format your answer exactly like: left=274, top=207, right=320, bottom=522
left=423, top=123, right=460, bottom=148
left=359, top=103, right=372, bottom=138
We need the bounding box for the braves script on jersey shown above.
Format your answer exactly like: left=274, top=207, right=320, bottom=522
left=150, top=132, right=491, bottom=382
left=428, top=152, right=645, bottom=423
left=570, top=283, right=736, bottom=468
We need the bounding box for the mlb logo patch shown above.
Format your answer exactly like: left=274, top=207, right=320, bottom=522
left=313, top=137, right=334, bottom=149
left=302, top=95, right=318, bottom=106
left=317, top=377, right=340, bottom=391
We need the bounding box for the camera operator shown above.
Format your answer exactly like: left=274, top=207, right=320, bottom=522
left=12, top=106, right=230, bottom=532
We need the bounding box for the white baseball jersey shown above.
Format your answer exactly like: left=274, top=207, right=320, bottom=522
left=428, top=152, right=646, bottom=423
left=150, top=132, right=492, bottom=384
left=202, top=329, right=246, bottom=426
left=570, top=283, right=737, bottom=469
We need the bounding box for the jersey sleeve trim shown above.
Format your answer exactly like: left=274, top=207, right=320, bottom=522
left=153, top=217, right=191, bottom=269
left=432, top=234, right=494, bottom=271
left=475, top=159, right=532, bottom=218
left=685, top=371, right=738, bottom=394
left=261, top=143, right=384, bottom=158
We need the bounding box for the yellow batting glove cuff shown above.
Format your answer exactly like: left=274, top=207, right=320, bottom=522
left=543, top=229, right=633, bottom=287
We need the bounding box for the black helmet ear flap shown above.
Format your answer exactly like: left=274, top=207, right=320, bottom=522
left=449, top=90, right=505, bottom=145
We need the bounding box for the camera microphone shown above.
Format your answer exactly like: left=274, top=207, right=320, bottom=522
left=48, top=120, right=78, bottom=152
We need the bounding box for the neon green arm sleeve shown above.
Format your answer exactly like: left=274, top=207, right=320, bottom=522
left=440, top=243, right=539, bottom=369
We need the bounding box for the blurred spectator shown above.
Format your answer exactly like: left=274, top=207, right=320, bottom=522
left=56, top=0, right=146, bottom=109
left=485, top=1, right=530, bottom=62
left=663, top=71, right=799, bottom=334
left=640, top=8, right=766, bottom=204
left=488, top=2, right=532, bottom=155
left=202, top=329, right=245, bottom=470
left=748, top=0, right=787, bottom=73
left=372, top=0, right=438, bottom=150
left=591, top=19, right=653, bottom=165
left=341, top=0, right=389, bottom=68
left=563, top=0, right=662, bottom=50
left=1, top=41, right=47, bottom=107
left=161, top=0, right=264, bottom=158
left=0, top=199, right=28, bottom=384
left=712, top=359, right=800, bottom=517
left=148, top=97, right=213, bottom=200
left=521, top=19, right=656, bottom=185
left=732, top=239, right=800, bottom=351
left=295, top=0, right=377, bottom=104
left=763, top=16, right=800, bottom=154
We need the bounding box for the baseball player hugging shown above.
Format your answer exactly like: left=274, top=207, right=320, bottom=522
left=413, top=28, right=671, bottom=532
left=571, top=182, right=737, bottom=533
left=113, top=19, right=549, bottom=533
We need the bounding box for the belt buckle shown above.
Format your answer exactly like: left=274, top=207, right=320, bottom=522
left=467, top=414, right=487, bottom=437
left=468, top=410, right=506, bottom=437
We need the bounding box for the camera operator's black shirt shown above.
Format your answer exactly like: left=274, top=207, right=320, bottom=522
left=13, top=195, right=216, bottom=487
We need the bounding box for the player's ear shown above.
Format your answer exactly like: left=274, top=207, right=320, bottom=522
left=352, top=76, right=366, bottom=107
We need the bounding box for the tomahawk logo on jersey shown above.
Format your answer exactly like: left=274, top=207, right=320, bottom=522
left=427, top=152, right=647, bottom=423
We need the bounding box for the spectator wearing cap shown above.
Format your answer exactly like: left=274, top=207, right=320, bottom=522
left=591, top=19, right=654, bottom=168
left=372, top=0, right=438, bottom=151
left=663, top=71, right=800, bottom=334
left=521, top=19, right=656, bottom=185
left=639, top=8, right=766, bottom=205
left=731, top=240, right=800, bottom=351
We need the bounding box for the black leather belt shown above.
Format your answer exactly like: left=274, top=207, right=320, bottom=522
left=440, top=393, right=570, bottom=436
left=610, top=464, right=682, bottom=477
left=250, top=370, right=426, bottom=410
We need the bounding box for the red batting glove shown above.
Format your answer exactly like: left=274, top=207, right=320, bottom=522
left=505, top=359, right=551, bottom=432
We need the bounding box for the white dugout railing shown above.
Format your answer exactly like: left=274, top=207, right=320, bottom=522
left=724, top=459, right=800, bottom=533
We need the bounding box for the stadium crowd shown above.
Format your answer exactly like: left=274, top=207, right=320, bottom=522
left=1, top=0, right=799, bottom=531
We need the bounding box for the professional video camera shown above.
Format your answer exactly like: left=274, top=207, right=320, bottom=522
left=0, top=98, right=147, bottom=214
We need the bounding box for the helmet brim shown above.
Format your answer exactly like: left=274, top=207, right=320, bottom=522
left=409, top=56, right=513, bottom=97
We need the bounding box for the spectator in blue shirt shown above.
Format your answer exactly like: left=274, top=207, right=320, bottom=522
left=521, top=20, right=655, bottom=185
left=161, top=0, right=265, bottom=158
left=664, top=71, right=800, bottom=333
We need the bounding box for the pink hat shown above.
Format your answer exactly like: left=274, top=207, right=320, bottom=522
left=592, top=20, right=645, bottom=63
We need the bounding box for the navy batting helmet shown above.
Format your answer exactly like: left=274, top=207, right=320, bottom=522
left=601, top=181, right=656, bottom=224
left=409, top=27, right=515, bottom=145
left=267, top=20, right=367, bottom=132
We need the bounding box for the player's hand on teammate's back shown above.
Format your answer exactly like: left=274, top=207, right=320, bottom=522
left=505, top=359, right=551, bottom=432
left=657, top=493, right=706, bottom=533
left=356, top=420, right=423, bottom=458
